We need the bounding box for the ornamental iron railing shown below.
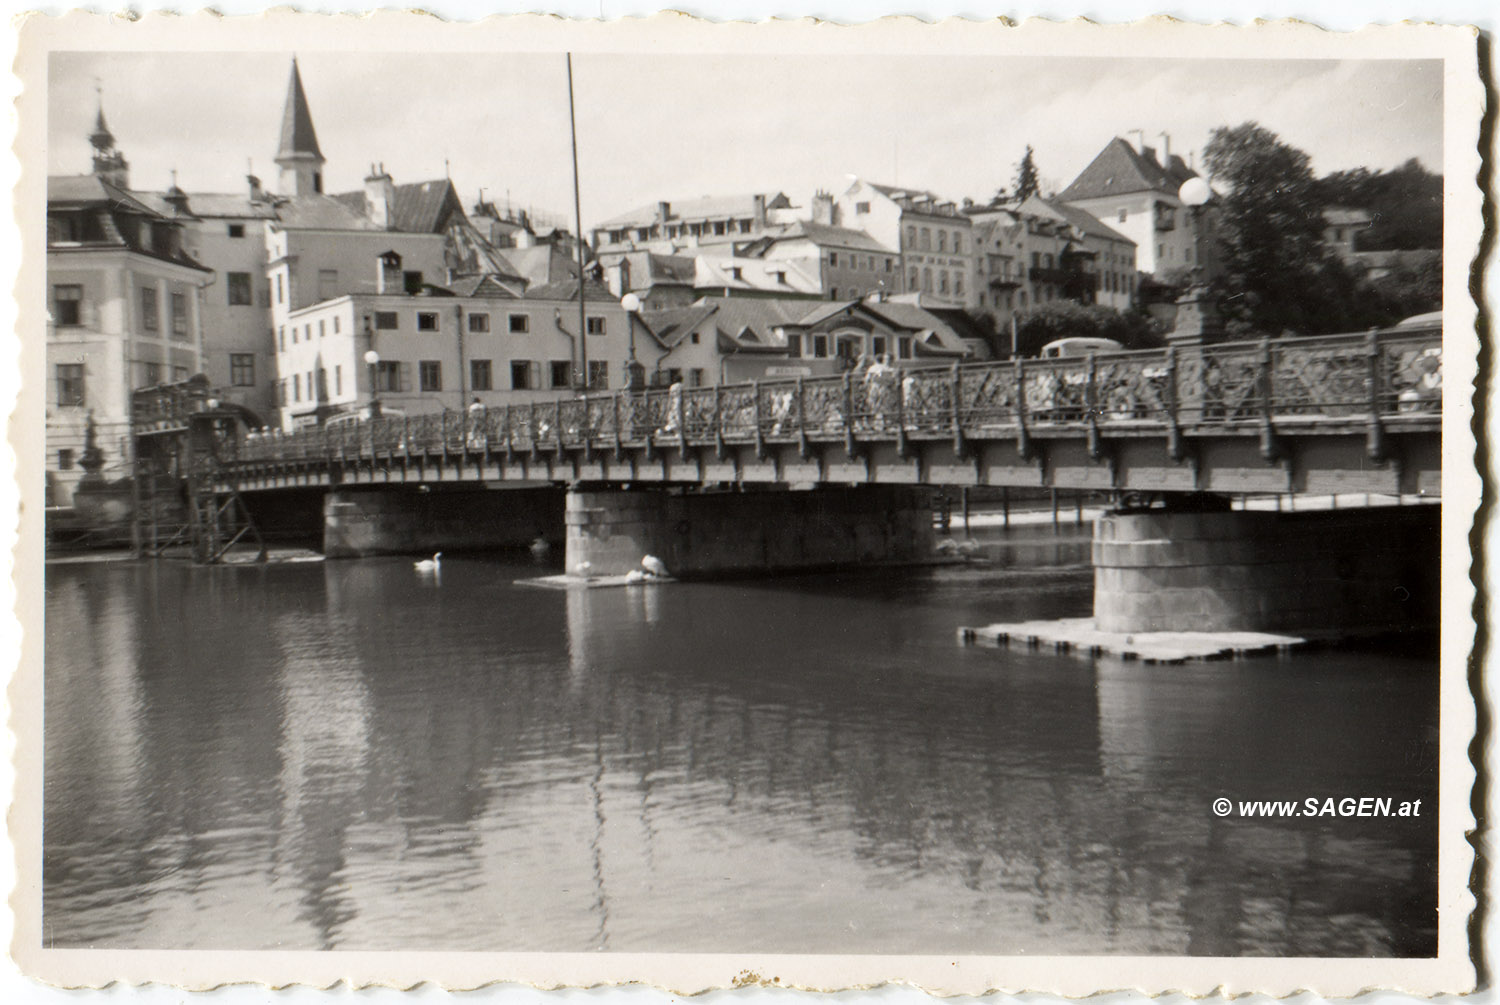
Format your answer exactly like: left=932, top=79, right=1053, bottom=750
left=215, top=327, right=1441, bottom=467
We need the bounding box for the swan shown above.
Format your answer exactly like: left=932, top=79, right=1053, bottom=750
left=414, top=552, right=442, bottom=572
left=624, top=569, right=649, bottom=585
left=529, top=536, right=551, bottom=558
left=957, top=539, right=981, bottom=556
left=934, top=538, right=960, bottom=555
left=641, top=555, right=670, bottom=578
left=573, top=561, right=593, bottom=578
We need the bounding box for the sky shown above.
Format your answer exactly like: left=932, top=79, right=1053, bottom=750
left=47, top=51, right=1444, bottom=232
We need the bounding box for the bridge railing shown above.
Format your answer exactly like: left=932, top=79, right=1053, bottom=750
left=232, top=327, right=1441, bottom=464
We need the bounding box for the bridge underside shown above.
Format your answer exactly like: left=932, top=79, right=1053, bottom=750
left=223, top=424, right=1440, bottom=499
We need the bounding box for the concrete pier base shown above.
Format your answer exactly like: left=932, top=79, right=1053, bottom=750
left=323, top=486, right=564, bottom=558
left=1093, top=505, right=1439, bottom=634
left=565, top=486, right=935, bottom=578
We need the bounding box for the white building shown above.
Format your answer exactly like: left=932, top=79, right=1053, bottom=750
left=834, top=179, right=977, bottom=309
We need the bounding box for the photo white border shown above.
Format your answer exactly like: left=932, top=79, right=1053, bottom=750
left=4, top=4, right=1490, bottom=999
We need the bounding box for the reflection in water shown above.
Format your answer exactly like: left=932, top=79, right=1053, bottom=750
left=43, top=531, right=1437, bottom=955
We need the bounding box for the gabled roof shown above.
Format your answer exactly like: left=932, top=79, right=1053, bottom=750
left=1057, top=138, right=1198, bottom=203
left=639, top=304, right=720, bottom=348
left=392, top=179, right=466, bottom=234
left=276, top=59, right=323, bottom=162
left=47, top=174, right=212, bottom=272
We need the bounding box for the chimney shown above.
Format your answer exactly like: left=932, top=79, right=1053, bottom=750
left=657, top=201, right=671, bottom=227
left=811, top=190, right=835, bottom=225
left=1159, top=132, right=1172, bottom=160
left=377, top=250, right=403, bottom=295
left=247, top=174, right=267, bottom=203
left=365, top=163, right=396, bottom=230
left=752, top=193, right=767, bottom=229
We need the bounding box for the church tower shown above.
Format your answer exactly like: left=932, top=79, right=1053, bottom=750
left=274, top=57, right=325, bottom=197
left=89, top=90, right=130, bottom=189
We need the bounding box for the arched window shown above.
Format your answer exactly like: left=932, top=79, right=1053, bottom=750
left=922, top=267, right=933, bottom=292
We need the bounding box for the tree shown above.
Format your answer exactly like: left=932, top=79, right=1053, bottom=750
left=1202, top=122, right=1366, bottom=336
left=1013, top=145, right=1040, bottom=202
left=1317, top=158, right=1442, bottom=251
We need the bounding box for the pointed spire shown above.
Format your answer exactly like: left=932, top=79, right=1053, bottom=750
left=276, top=57, right=323, bottom=162
left=89, top=83, right=114, bottom=151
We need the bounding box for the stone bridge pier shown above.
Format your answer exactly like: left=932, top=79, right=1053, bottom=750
left=565, top=485, right=935, bottom=579
left=1093, top=504, right=1440, bottom=635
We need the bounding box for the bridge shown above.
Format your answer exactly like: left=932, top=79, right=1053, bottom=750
left=132, top=325, right=1443, bottom=636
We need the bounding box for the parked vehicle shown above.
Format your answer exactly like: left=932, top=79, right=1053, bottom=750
left=1039, top=337, right=1125, bottom=358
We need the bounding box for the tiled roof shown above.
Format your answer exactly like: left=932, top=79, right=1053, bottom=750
left=694, top=255, right=821, bottom=296
left=1019, top=195, right=1135, bottom=245
left=276, top=59, right=323, bottom=162
left=595, top=192, right=790, bottom=229
left=391, top=180, right=465, bottom=234
left=640, top=304, right=720, bottom=347
left=1057, top=138, right=1198, bottom=202
left=48, top=174, right=158, bottom=215
left=498, top=246, right=584, bottom=287
left=1323, top=207, right=1374, bottom=226
left=273, top=194, right=383, bottom=231
left=524, top=277, right=617, bottom=302
left=443, top=274, right=526, bottom=299
left=756, top=219, right=896, bottom=254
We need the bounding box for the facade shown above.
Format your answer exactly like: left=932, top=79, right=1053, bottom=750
left=968, top=195, right=1138, bottom=330
left=740, top=208, right=903, bottom=301
left=834, top=179, right=976, bottom=309
left=591, top=192, right=796, bottom=255
left=274, top=276, right=634, bottom=427
left=1057, top=136, right=1203, bottom=278
left=46, top=173, right=213, bottom=503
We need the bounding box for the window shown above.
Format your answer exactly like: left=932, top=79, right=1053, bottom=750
left=508, top=313, right=530, bottom=333
left=55, top=363, right=84, bottom=406
left=227, top=223, right=245, bottom=238
left=470, top=359, right=493, bottom=391
left=939, top=272, right=949, bottom=295
left=140, top=286, right=159, bottom=331
left=954, top=273, right=964, bottom=296
left=588, top=361, right=609, bottom=389
left=829, top=252, right=838, bottom=267
left=375, top=361, right=404, bottom=392
left=167, top=293, right=188, bottom=338
left=291, top=326, right=298, bottom=344
left=550, top=360, right=571, bottom=388
left=140, top=362, right=162, bottom=388
left=922, top=268, right=933, bottom=293
left=335, top=365, right=342, bottom=395
left=333, top=316, right=341, bottom=334
left=786, top=333, right=802, bottom=357
left=905, top=224, right=916, bottom=248
left=318, top=320, right=326, bottom=339
left=908, top=268, right=919, bottom=290
left=897, top=336, right=912, bottom=359
left=318, top=269, right=338, bottom=301
left=52, top=284, right=81, bottom=326
left=937, top=231, right=946, bottom=253
left=920, top=227, right=931, bottom=251
left=511, top=361, right=536, bottom=390
left=688, top=368, right=705, bottom=388
left=57, top=449, right=74, bottom=471
left=277, top=326, right=286, bottom=351
left=230, top=353, right=255, bottom=386
left=228, top=272, right=253, bottom=306
left=856, top=201, right=870, bottom=214
left=952, top=233, right=962, bottom=255
left=830, top=287, right=838, bottom=300
left=469, top=312, right=490, bottom=333
left=374, top=311, right=399, bottom=330
left=690, top=332, right=700, bottom=344
left=666, top=368, right=683, bottom=386
left=1117, top=208, right=1128, bottom=223
left=1157, top=243, right=1165, bottom=258
left=586, top=315, right=606, bottom=336
left=420, top=360, right=443, bottom=391
left=885, top=258, right=893, bottom=272
left=292, top=373, right=301, bottom=402
left=871, top=336, right=888, bottom=357
left=813, top=334, right=828, bottom=358
left=417, top=312, right=439, bottom=332
left=403, top=270, right=424, bottom=295
left=171, top=365, right=187, bottom=383
left=275, top=273, right=283, bottom=304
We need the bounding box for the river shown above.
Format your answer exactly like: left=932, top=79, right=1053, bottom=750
left=42, top=525, right=1438, bottom=956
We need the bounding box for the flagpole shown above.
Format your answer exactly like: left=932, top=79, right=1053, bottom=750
left=567, top=53, right=589, bottom=392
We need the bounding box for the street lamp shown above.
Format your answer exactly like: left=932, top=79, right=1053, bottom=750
left=620, top=292, right=646, bottom=391
left=364, top=348, right=382, bottom=419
